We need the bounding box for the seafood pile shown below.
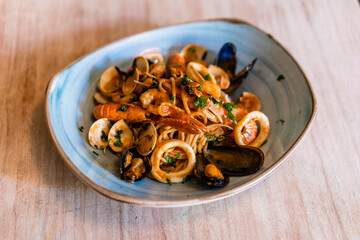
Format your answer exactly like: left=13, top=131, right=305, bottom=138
left=88, top=43, right=270, bottom=187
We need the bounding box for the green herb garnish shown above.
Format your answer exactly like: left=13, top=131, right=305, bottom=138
left=194, top=95, right=208, bottom=109
left=180, top=77, right=190, bottom=85
left=277, top=74, right=285, bottom=81
left=114, top=130, right=123, bottom=147
left=92, top=151, right=99, bottom=156
left=101, top=131, right=107, bottom=142
left=149, top=81, right=159, bottom=89
left=198, top=85, right=202, bottom=90
left=146, top=135, right=153, bottom=141
left=190, top=121, right=194, bottom=125
left=205, top=133, right=213, bottom=140
left=175, top=153, right=181, bottom=159
left=166, top=178, right=172, bottom=185
left=116, top=105, right=128, bottom=112
left=149, top=147, right=152, bottom=151
left=79, top=126, right=84, bottom=132
left=94, top=144, right=98, bottom=149
left=166, top=155, right=174, bottom=164
left=188, top=47, right=196, bottom=54
left=170, top=96, right=175, bottom=103
left=279, top=119, right=285, bottom=125
left=204, top=74, right=210, bottom=80
left=214, top=139, right=220, bottom=145
left=216, top=160, right=224, bottom=164
left=222, top=102, right=238, bottom=125
left=182, top=175, right=192, bottom=184
left=211, top=97, right=219, bottom=105
left=267, top=33, right=273, bottom=39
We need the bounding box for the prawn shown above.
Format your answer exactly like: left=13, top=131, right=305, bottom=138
left=93, top=103, right=151, bottom=122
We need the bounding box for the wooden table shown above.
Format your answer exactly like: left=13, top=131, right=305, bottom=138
left=1, top=0, right=360, bottom=239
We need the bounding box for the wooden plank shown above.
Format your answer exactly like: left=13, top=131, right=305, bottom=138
left=0, top=0, right=359, bottom=239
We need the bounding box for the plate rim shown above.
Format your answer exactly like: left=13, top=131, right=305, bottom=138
left=44, top=18, right=318, bottom=207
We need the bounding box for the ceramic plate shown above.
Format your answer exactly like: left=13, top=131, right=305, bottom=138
left=45, top=19, right=317, bottom=207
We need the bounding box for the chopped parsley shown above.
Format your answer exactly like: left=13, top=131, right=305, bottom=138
left=260, top=140, right=268, bottom=147
left=92, top=151, right=99, bottom=156
left=267, top=33, right=273, bottom=39
left=198, top=85, right=202, bottom=90
left=184, top=85, right=194, bottom=94
left=166, top=155, right=174, bottom=164
left=204, top=74, right=210, bottom=80
left=166, top=178, right=172, bottom=185
left=205, top=133, right=213, bottom=140
left=100, top=131, right=107, bottom=142
left=170, top=96, right=175, bottom=103
left=182, top=175, right=192, bottom=184
left=149, top=147, right=152, bottom=151
left=116, top=105, right=128, bottom=112
left=277, top=74, right=285, bottom=81
left=180, top=76, right=190, bottom=85
left=94, top=144, right=98, bottom=149
left=223, top=102, right=238, bottom=125
left=190, top=121, right=195, bottom=125
left=205, top=133, right=220, bottom=144
left=79, top=126, right=84, bottom=132
left=149, top=81, right=159, bottom=89
left=114, top=130, right=124, bottom=147
left=175, top=63, right=182, bottom=68
left=216, top=160, right=224, bottom=164
left=146, top=135, right=153, bottom=141
left=194, top=95, right=208, bottom=109
left=188, top=47, right=196, bottom=54
left=211, top=97, right=219, bottom=105
left=175, top=153, right=181, bottom=159
left=279, top=119, right=285, bottom=125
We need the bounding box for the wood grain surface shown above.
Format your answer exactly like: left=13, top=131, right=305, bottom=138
left=1, top=0, right=360, bottom=239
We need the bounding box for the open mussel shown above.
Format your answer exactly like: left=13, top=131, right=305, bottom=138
left=204, top=145, right=264, bottom=176
left=215, top=42, right=257, bottom=94
left=119, top=149, right=151, bottom=183
left=194, top=153, right=230, bottom=187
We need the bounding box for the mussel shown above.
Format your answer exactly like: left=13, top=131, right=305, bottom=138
left=204, top=145, right=264, bottom=176
left=215, top=42, right=257, bottom=94
left=195, top=145, right=264, bottom=187
left=119, top=149, right=151, bottom=183
left=194, top=153, right=230, bottom=187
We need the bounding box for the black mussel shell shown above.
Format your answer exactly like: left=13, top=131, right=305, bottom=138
left=194, top=153, right=230, bottom=187
left=119, top=149, right=151, bottom=183
left=224, top=58, right=257, bottom=94
left=215, top=42, right=237, bottom=76
left=204, top=145, right=264, bottom=176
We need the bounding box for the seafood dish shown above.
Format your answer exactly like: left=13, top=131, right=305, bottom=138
left=88, top=43, right=270, bottom=187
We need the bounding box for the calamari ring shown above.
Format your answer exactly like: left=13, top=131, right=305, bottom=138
left=150, top=139, right=196, bottom=183
left=234, top=111, right=270, bottom=148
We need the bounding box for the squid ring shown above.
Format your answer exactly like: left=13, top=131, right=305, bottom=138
left=234, top=111, right=270, bottom=148
left=150, top=139, right=196, bottom=183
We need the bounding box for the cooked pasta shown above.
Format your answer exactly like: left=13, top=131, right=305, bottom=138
left=88, top=43, right=270, bottom=186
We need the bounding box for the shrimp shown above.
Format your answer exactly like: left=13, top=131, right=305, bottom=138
left=139, top=88, right=170, bottom=115
left=152, top=104, right=207, bottom=134
left=167, top=53, right=186, bottom=77
left=93, top=103, right=151, bottom=122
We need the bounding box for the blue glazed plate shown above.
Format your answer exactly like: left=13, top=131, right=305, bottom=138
left=45, top=19, right=317, bottom=207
